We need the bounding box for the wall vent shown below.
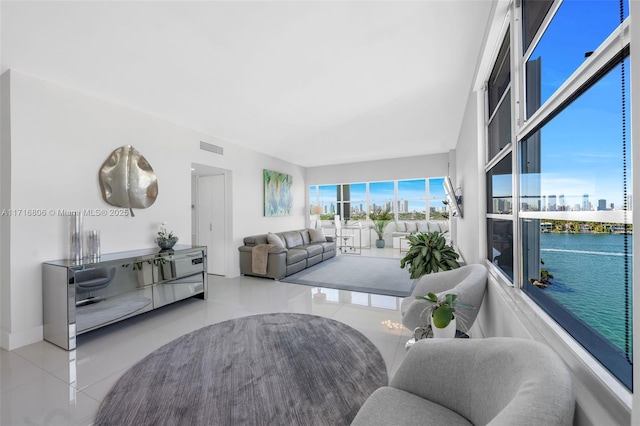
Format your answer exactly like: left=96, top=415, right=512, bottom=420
left=200, top=141, right=224, bottom=155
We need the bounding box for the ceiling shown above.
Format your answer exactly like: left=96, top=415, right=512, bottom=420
left=1, top=1, right=496, bottom=167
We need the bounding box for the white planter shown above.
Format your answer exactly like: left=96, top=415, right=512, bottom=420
left=431, top=316, right=457, bottom=338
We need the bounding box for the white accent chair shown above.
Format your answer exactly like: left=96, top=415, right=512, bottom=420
left=351, top=338, right=575, bottom=426
left=401, top=264, right=488, bottom=334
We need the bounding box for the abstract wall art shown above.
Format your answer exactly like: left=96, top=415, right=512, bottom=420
left=263, top=169, right=292, bottom=217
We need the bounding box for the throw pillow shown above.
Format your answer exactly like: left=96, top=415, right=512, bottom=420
left=405, top=221, right=418, bottom=233
left=395, top=222, right=407, bottom=232
left=309, top=228, right=327, bottom=243
left=417, top=221, right=429, bottom=233
left=266, top=232, right=285, bottom=248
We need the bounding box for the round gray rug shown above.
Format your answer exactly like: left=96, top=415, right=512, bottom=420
left=95, top=313, right=387, bottom=425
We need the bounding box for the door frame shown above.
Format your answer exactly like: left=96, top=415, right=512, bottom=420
left=192, top=163, right=232, bottom=276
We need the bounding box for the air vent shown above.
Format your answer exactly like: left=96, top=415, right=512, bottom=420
left=200, top=141, right=224, bottom=155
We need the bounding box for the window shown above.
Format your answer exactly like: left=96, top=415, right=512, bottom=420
left=485, top=28, right=514, bottom=283
left=398, top=179, right=426, bottom=220
left=428, top=178, right=448, bottom=220
left=317, top=184, right=338, bottom=219
left=487, top=153, right=513, bottom=215
left=339, top=183, right=366, bottom=220
left=525, top=0, right=630, bottom=118
left=310, top=178, right=447, bottom=223
left=369, top=181, right=394, bottom=216
left=480, top=0, right=634, bottom=390
left=519, top=56, right=632, bottom=389
left=488, top=31, right=512, bottom=159
left=487, top=218, right=514, bottom=280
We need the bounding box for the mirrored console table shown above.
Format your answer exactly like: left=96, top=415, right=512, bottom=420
left=43, top=245, right=207, bottom=350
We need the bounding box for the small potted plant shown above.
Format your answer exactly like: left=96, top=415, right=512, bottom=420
left=156, top=222, right=178, bottom=250
left=369, top=210, right=393, bottom=248
left=415, top=292, right=471, bottom=338
left=400, top=231, right=460, bottom=278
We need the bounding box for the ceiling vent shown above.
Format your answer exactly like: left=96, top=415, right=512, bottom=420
left=200, top=141, right=223, bottom=155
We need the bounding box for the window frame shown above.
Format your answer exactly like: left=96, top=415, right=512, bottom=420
left=481, top=0, right=633, bottom=409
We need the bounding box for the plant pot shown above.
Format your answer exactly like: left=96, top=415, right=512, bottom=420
left=156, top=237, right=178, bottom=251
left=375, top=239, right=385, bottom=248
left=431, top=316, right=456, bottom=338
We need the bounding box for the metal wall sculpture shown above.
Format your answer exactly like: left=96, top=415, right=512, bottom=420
left=99, top=145, right=158, bottom=217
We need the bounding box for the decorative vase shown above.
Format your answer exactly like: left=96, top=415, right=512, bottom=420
left=156, top=237, right=178, bottom=250
left=375, top=239, right=385, bottom=248
left=69, top=211, right=83, bottom=261
left=431, top=315, right=457, bottom=338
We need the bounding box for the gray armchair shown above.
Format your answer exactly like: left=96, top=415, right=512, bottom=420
left=351, top=338, right=575, bottom=426
left=401, top=264, right=487, bottom=333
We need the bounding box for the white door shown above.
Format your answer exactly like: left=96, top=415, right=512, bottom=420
left=197, top=175, right=226, bottom=275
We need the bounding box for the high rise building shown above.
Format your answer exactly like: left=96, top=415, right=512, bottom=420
left=583, top=194, right=589, bottom=211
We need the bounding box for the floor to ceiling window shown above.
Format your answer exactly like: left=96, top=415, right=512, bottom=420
left=486, top=29, right=515, bottom=282
left=486, top=0, right=632, bottom=390
left=310, top=178, right=447, bottom=221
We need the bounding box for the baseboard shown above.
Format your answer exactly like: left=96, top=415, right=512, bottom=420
left=1, top=325, right=43, bottom=350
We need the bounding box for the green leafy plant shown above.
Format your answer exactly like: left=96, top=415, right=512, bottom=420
left=400, top=231, right=460, bottom=278
left=369, top=210, right=393, bottom=240
left=415, top=292, right=471, bottom=328
left=157, top=222, right=176, bottom=241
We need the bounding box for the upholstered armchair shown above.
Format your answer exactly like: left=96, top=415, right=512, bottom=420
left=401, top=264, right=488, bottom=333
left=351, top=338, right=575, bottom=426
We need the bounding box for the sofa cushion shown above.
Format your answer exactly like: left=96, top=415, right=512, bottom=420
left=405, top=221, right=418, bottom=233
left=302, top=244, right=323, bottom=258
left=417, top=221, right=429, bottom=233
left=267, top=232, right=285, bottom=248
left=351, top=387, right=472, bottom=426
left=281, top=231, right=304, bottom=248
left=309, top=228, right=327, bottom=243
left=395, top=222, right=406, bottom=232
left=286, top=248, right=308, bottom=265
left=428, top=222, right=441, bottom=233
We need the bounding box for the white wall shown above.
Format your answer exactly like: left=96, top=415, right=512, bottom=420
left=306, top=153, right=450, bottom=186
left=1, top=70, right=306, bottom=349
left=453, top=90, right=483, bottom=264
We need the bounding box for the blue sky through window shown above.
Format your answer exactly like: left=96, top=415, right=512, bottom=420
left=517, top=0, right=631, bottom=210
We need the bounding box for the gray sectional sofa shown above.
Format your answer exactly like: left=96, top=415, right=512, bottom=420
left=239, top=229, right=336, bottom=279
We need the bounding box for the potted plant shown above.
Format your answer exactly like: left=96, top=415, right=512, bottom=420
left=415, top=292, right=471, bottom=338
left=400, top=231, right=460, bottom=278
left=369, top=210, right=393, bottom=248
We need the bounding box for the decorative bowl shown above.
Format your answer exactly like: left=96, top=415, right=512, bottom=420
left=156, top=237, right=178, bottom=250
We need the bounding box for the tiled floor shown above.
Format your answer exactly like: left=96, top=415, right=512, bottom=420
left=1, top=247, right=414, bottom=425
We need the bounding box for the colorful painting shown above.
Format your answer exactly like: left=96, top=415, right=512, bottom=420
left=264, top=169, right=292, bottom=216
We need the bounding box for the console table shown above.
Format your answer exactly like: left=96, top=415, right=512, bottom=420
left=42, top=245, right=207, bottom=350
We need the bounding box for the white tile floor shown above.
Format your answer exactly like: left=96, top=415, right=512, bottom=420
left=1, top=247, right=414, bottom=426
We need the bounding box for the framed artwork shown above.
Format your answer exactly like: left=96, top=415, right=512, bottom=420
left=264, top=169, right=292, bottom=216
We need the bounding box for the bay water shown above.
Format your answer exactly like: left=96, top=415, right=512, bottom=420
left=540, top=233, right=633, bottom=354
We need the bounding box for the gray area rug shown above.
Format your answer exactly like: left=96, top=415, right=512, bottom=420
left=280, top=256, right=417, bottom=297
left=95, top=313, right=387, bottom=426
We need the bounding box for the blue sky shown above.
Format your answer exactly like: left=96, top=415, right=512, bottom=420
left=495, top=0, right=631, bottom=209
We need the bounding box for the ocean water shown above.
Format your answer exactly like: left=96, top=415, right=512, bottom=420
left=540, top=233, right=633, bottom=353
